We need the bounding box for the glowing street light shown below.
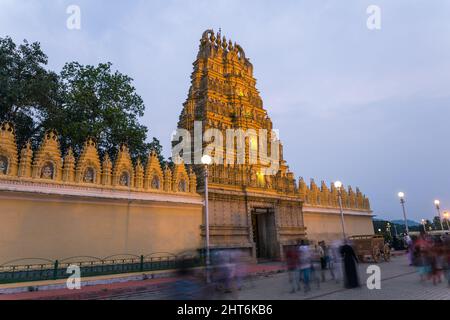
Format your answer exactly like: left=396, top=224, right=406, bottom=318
left=398, top=192, right=409, bottom=234
left=201, top=154, right=212, bottom=282
left=434, top=200, right=445, bottom=231
left=421, top=219, right=427, bottom=233
left=334, top=181, right=346, bottom=239
left=443, top=211, right=450, bottom=231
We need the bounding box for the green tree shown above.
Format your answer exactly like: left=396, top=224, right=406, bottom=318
left=0, top=37, right=59, bottom=148
left=432, top=216, right=443, bottom=230
left=0, top=37, right=164, bottom=163
left=49, top=61, right=150, bottom=161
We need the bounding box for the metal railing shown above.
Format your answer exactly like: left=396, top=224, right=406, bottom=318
left=0, top=251, right=205, bottom=284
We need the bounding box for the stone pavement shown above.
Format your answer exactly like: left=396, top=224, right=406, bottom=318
left=0, top=261, right=284, bottom=300
left=234, top=255, right=450, bottom=300
left=105, top=255, right=449, bottom=300
left=1, top=253, right=448, bottom=300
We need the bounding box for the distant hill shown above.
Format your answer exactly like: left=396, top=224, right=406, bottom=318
left=391, top=219, right=420, bottom=227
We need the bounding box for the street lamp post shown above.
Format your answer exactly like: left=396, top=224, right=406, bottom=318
left=398, top=192, right=409, bottom=235
left=443, top=211, right=450, bottom=231
left=393, top=223, right=398, bottom=237
left=421, top=219, right=427, bottom=233
left=434, top=200, right=445, bottom=231
left=201, top=154, right=212, bottom=282
left=334, top=181, right=346, bottom=239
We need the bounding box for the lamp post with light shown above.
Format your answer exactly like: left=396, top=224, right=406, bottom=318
left=421, top=219, right=427, bottom=233
left=201, top=154, right=212, bottom=282
left=434, top=200, right=445, bottom=231
left=443, top=211, right=450, bottom=231
left=398, top=192, right=409, bottom=235
left=393, top=223, right=398, bottom=237
left=334, top=181, right=347, bottom=239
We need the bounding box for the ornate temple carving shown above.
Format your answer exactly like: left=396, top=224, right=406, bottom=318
left=75, top=138, right=102, bottom=184
left=32, top=130, right=62, bottom=181
left=348, top=186, right=356, bottom=208
left=18, top=141, right=33, bottom=178
left=330, top=183, right=339, bottom=207
left=134, top=158, right=144, bottom=189
left=298, top=177, right=308, bottom=201
left=62, top=147, right=76, bottom=182
left=189, top=167, right=197, bottom=193
left=0, top=122, right=18, bottom=177
left=101, top=154, right=112, bottom=186
left=163, top=164, right=172, bottom=192
left=112, top=144, right=134, bottom=188
left=320, top=181, right=330, bottom=206
left=144, top=150, right=163, bottom=191
left=340, top=186, right=349, bottom=208
left=308, top=179, right=319, bottom=205
left=173, top=30, right=372, bottom=259
left=172, top=158, right=190, bottom=193
left=0, top=124, right=197, bottom=195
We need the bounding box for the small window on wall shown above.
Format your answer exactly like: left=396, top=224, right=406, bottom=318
left=178, top=179, right=186, bottom=192
left=151, top=175, right=160, bottom=189
left=83, top=167, right=95, bottom=183
left=119, top=171, right=130, bottom=186
left=0, top=155, right=8, bottom=175
left=41, top=162, right=54, bottom=180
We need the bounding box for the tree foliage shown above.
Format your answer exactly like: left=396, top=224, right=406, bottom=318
left=0, top=37, right=59, bottom=148
left=0, top=36, right=164, bottom=164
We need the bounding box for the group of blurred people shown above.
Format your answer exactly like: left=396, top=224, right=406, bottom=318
left=285, top=239, right=360, bottom=294
left=406, top=232, right=450, bottom=286
left=168, top=249, right=250, bottom=299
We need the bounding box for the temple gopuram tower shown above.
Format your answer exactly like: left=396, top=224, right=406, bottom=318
left=176, top=30, right=306, bottom=260
left=176, top=30, right=373, bottom=260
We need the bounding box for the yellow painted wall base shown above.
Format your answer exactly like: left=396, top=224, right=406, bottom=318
left=0, top=191, right=203, bottom=263
left=303, top=211, right=375, bottom=244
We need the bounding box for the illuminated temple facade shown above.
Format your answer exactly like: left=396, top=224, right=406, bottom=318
left=0, top=30, right=374, bottom=263
left=176, top=30, right=373, bottom=259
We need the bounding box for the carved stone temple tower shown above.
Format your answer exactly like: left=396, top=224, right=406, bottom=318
left=176, top=30, right=373, bottom=260
left=176, top=30, right=306, bottom=260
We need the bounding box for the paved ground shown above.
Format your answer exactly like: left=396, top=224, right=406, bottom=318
left=2, top=254, right=449, bottom=300
left=106, top=255, right=450, bottom=300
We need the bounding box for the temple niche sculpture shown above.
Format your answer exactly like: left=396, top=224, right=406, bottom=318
left=0, top=122, right=196, bottom=195
left=75, top=138, right=102, bottom=184
left=0, top=122, right=18, bottom=177
left=144, top=151, right=164, bottom=191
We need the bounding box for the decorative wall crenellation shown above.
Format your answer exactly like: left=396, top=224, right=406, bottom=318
left=0, top=122, right=197, bottom=194
left=298, top=177, right=371, bottom=210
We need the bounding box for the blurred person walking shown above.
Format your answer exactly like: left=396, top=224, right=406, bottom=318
left=319, top=241, right=331, bottom=282
left=405, top=233, right=414, bottom=266
left=445, top=235, right=450, bottom=287
left=311, top=243, right=322, bottom=288
left=298, top=240, right=312, bottom=293
left=431, top=238, right=444, bottom=285
left=285, top=245, right=300, bottom=293
left=414, top=232, right=432, bottom=282
left=340, top=240, right=360, bottom=289
left=330, top=240, right=342, bottom=283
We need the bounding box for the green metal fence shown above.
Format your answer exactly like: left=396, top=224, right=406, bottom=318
left=0, top=251, right=205, bottom=284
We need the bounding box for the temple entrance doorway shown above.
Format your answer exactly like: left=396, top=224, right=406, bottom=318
left=251, top=207, right=277, bottom=260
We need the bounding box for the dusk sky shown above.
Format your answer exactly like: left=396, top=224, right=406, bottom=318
left=1, top=0, right=449, bottom=222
